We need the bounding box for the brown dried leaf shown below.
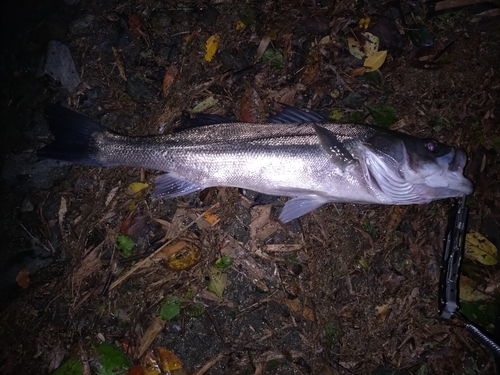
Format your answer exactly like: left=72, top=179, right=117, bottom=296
left=374, top=303, right=391, bottom=322
left=162, top=66, right=179, bottom=97
left=136, top=317, right=166, bottom=359
left=255, top=35, right=271, bottom=62
left=16, top=269, right=30, bottom=289
left=129, top=14, right=143, bottom=41
left=240, top=87, right=264, bottom=123
left=302, top=306, right=315, bottom=322
left=349, top=66, right=367, bottom=77
left=153, top=241, right=188, bottom=262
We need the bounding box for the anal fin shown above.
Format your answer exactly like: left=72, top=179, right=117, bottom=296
left=153, top=173, right=203, bottom=199
left=279, top=195, right=330, bottom=223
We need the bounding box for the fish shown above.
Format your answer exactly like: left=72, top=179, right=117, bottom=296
left=36, top=105, right=474, bottom=222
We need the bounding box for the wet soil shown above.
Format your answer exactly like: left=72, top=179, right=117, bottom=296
left=1, top=0, right=500, bottom=374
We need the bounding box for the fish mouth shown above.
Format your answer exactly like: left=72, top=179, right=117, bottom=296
left=433, top=148, right=474, bottom=195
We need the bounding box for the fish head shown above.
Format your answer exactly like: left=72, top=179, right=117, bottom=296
left=362, top=131, right=474, bottom=203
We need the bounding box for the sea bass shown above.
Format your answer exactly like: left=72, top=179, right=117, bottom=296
left=37, top=105, right=473, bottom=222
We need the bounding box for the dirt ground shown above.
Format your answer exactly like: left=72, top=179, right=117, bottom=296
left=1, top=0, right=500, bottom=374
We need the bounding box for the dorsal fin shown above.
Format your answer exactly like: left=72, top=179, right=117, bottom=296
left=174, top=114, right=234, bottom=132
left=267, top=105, right=326, bottom=124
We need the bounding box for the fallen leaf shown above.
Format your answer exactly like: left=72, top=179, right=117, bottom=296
left=120, top=214, right=149, bottom=237
left=166, top=242, right=201, bottom=271
left=204, top=34, right=220, bottom=62
left=375, top=303, right=391, bottom=322
left=236, top=20, right=245, bottom=30
left=117, top=235, right=135, bottom=257
left=460, top=276, right=489, bottom=301
left=283, top=298, right=302, bottom=312
left=127, top=182, right=149, bottom=195
left=162, top=66, right=179, bottom=97
left=347, top=32, right=379, bottom=59
left=364, top=50, right=388, bottom=72
left=94, top=343, right=130, bottom=375
left=154, top=241, right=188, bottom=262
left=359, top=17, right=370, bottom=29
left=52, top=359, right=84, bottom=375
left=142, top=351, right=161, bottom=375
left=136, top=317, right=166, bottom=359
left=255, top=35, right=271, bottom=61
left=202, top=209, right=219, bottom=225
left=261, top=48, right=283, bottom=70
left=182, top=30, right=197, bottom=48
left=160, top=296, right=181, bottom=320
left=465, top=230, right=498, bottom=265
left=16, top=269, right=30, bottom=289
left=126, top=365, right=144, bottom=375
left=240, top=87, right=264, bottom=123
left=207, top=266, right=227, bottom=299
left=157, top=347, right=183, bottom=372
left=191, top=96, right=219, bottom=113
left=215, top=256, right=233, bottom=269
left=129, top=14, right=143, bottom=41
left=303, top=306, right=315, bottom=322
left=349, top=66, right=367, bottom=77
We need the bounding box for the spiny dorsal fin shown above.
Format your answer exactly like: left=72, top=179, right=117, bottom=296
left=267, top=105, right=326, bottom=124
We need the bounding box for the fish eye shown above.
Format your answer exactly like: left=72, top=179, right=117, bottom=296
left=425, top=140, right=438, bottom=152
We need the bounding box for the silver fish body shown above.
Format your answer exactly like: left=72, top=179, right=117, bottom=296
left=37, top=106, right=474, bottom=222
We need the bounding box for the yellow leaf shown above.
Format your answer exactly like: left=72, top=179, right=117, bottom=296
left=203, top=209, right=219, bottom=224
left=268, top=29, right=277, bottom=41
left=359, top=17, right=371, bottom=29
left=127, top=182, right=149, bottom=195
left=346, top=32, right=379, bottom=60
left=166, top=242, right=201, bottom=271
left=204, top=34, right=220, bottom=62
left=465, top=230, right=498, bottom=265
left=236, top=20, right=245, bottom=30
left=460, top=276, right=489, bottom=301
left=364, top=50, right=387, bottom=72
left=156, top=347, right=183, bottom=371
left=191, top=96, right=219, bottom=113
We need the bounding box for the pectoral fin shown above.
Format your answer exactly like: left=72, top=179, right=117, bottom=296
left=313, top=124, right=356, bottom=170
left=153, top=173, right=202, bottom=199
left=279, top=195, right=330, bottom=223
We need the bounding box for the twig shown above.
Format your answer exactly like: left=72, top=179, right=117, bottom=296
left=110, top=203, right=219, bottom=290
left=192, top=352, right=228, bottom=375
left=19, top=223, right=52, bottom=253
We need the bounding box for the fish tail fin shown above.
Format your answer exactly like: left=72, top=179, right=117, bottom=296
left=37, top=105, right=108, bottom=166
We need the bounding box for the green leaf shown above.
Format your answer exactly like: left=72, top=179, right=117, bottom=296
left=160, top=296, right=181, bottom=320
left=215, top=256, right=233, bottom=269
left=52, top=359, right=83, bottom=375
left=366, top=104, right=397, bottom=128
left=207, top=266, right=227, bottom=299
left=116, top=235, right=134, bottom=257
left=460, top=301, right=499, bottom=330
left=349, top=111, right=365, bottom=123
left=184, top=303, right=205, bottom=317
left=262, top=48, right=283, bottom=70
left=409, top=25, right=434, bottom=48
left=93, top=343, right=130, bottom=375
left=330, top=109, right=342, bottom=121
